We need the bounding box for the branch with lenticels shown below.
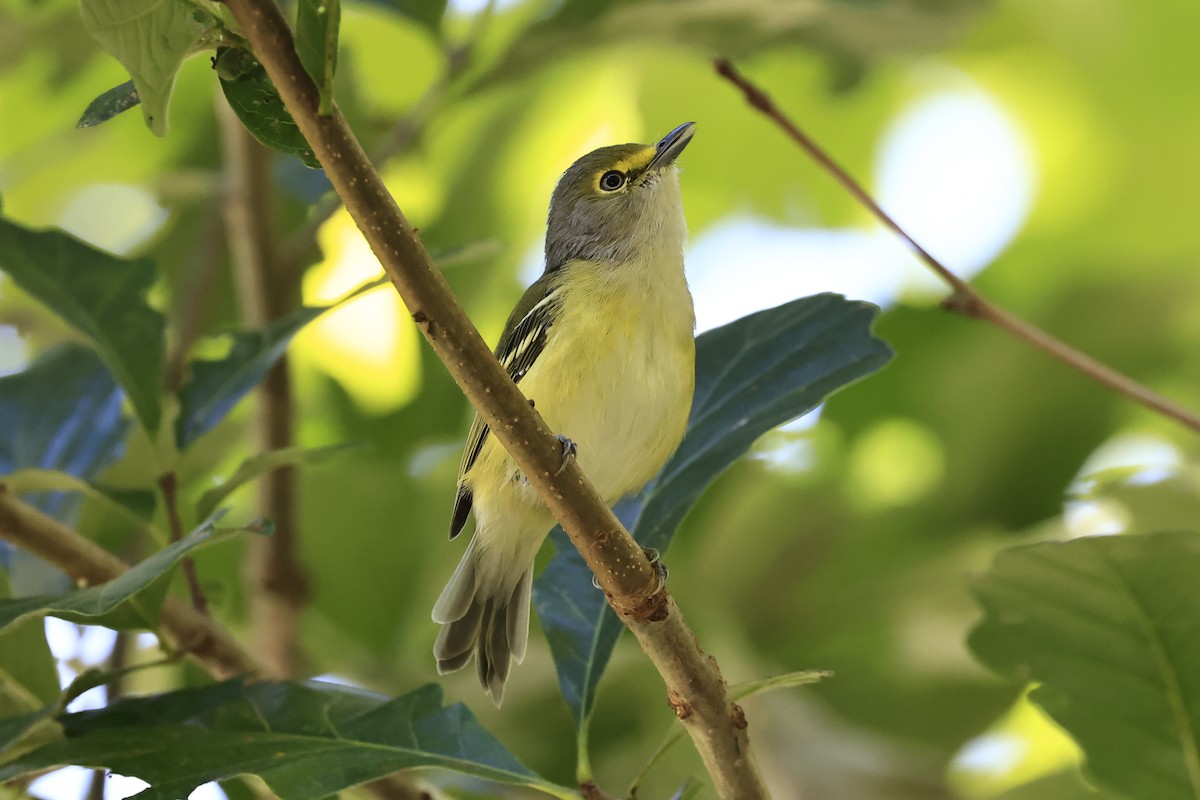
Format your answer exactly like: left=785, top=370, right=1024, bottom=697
left=216, top=0, right=769, bottom=797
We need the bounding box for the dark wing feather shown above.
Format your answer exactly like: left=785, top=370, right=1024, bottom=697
left=448, top=275, right=564, bottom=539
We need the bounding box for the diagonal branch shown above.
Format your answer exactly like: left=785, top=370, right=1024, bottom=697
left=714, top=57, right=1200, bottom=436
left=276, top=0, right=494, bottom=278
left=0, top=487, right=260, bottom=679
left=218, top=1, right=768, bottom=797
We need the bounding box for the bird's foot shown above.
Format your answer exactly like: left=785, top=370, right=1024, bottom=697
left=554, top=434, right=577, bottom=476
left=590, top=547, right=669, bottom=591
left=518, top=435, right=576, bottom=485
left=643, top=546, right=669, bottom=591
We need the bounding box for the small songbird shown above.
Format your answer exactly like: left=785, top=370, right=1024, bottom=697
left=432, top=123, right=698, bottom=704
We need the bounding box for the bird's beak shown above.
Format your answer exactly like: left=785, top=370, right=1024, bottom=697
left=645, top=121, right=696, bottom=172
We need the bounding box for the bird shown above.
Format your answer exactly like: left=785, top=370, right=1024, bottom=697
left=432, top=122, right=698, bottom=705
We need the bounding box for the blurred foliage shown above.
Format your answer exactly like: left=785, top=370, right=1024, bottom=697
left=0, top=0, right=1199, bottom=798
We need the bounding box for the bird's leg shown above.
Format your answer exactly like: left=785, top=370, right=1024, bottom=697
left=519, top=434, right=577, bottom=485
left=642, top=546, right=669, bottom=590
left=554, top=434, right=577, bottom=475
left=591, top=547, right=669, bottom=591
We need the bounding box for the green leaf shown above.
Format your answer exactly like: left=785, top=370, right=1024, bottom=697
left=732, top=669, right=831, bottom=701
left=0, top=345, right=131, bottom=525
left=0, top=707, right=59, bottom=765
left=2, top=469, right=161, bottom=544
left=969, top=531, right=1200, bottom=800
left=216, top=47, right=321, bottom=168
left=0, top=218, right=166, bottom=435
left=296, top=0, right=341, bottom=115
left=0, top=514, right=269, bottom=634
left=174, top=306, right=325, bottom=450
left=79, top=0, right=221, bottom=135
left=76, top=80, right=141, bottom=128
left=195, top=442, right=365, bottom=521
left=174, top=275, right=388, bottom=450
left=0, top=680, right=576, bottom=799
left=533, top=294, right=892, bottom=738
left=0, top=573, right=59, bottom=718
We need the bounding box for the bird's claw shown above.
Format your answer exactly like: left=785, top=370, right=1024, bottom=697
left=554, top=434, right=577, bottom=476
left=643, top=546, right=669, bottom=590
left=518, top=435, right=576, bottom=485
left=591, top=547, right=669, bottom=592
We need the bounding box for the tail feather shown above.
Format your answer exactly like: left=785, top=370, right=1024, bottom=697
left=432, top=541, right=533, bottom=706
left=431, top=537, right=479, bottom=624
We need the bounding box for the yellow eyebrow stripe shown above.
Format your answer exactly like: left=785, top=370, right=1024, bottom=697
left=610, top=145, right=657, bottom=175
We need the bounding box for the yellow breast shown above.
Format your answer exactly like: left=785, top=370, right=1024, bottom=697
left=470, top=255, right=695, bottom=512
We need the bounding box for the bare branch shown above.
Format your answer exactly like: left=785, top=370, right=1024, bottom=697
left=714, top=57, right=1200, bottom=436
left=217, top=0, right=768, bottom=796
left=158, top=471, right=209, bottom=615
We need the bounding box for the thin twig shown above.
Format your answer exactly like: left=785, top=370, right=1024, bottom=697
left=0, top=487, right=261, bottom=679
left=714, top=57, right=1200, bottom=436
left=164, top=208, right=225, bottom=393
left=158, top=472, right=208, bottom=615
left=217, top=1, right=767, bottom=796
left=276, top=0, right=494, bottom=277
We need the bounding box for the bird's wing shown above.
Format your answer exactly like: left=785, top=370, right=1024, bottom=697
left=449, top=274, right=565, bottom=539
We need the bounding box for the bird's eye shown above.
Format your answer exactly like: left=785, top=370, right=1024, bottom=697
left=599, top=170, right=626, bottom=191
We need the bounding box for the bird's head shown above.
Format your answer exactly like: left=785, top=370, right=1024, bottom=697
left=545, top=122, right=695, bottom=270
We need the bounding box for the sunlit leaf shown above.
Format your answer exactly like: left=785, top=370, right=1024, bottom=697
left=0, top=514, right=270, bottom=634
left=216, top=47, right=322, bottom=168
left=296, top=0, right=341, bottom=114
left=0, top=219, right=166, bottom=435
left=0, top=680, right=576, bottom=800
left=534, top=293, right=892, bottom=734
left=969, top=531, right=1200, bottom=800
left=195, top=442, right=365, bottom=520
left=76, top=80, right=140, bottom=128
left=79, top=0, right=221, bottom=135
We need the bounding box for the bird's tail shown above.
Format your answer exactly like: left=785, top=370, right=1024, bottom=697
left=432, top=536, right=532, bottom=706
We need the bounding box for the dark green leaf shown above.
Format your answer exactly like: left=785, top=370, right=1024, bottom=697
left=969, top=531, right=1200, bottom=800
left=0, top=707, right=58, bottom=763
left=216, top=47, right=322, bottom=168
left=0, top=680, right=576, bottom=799
left=296, top=0, right=341, bottom=114
left=534, top=294, right=892, bottom=732
left=80, top=0, right=221, bottom=135
left=0, top=514, right=270, bottom=634
left=0, top=219, right=166, bottom=434
left=0, top=345, right=130, bottom=524
left=195, top=442, right=365, bottom=520
left=174, top=306, right=324, bottom=450
left=76, top=80, right=140, bottom=128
